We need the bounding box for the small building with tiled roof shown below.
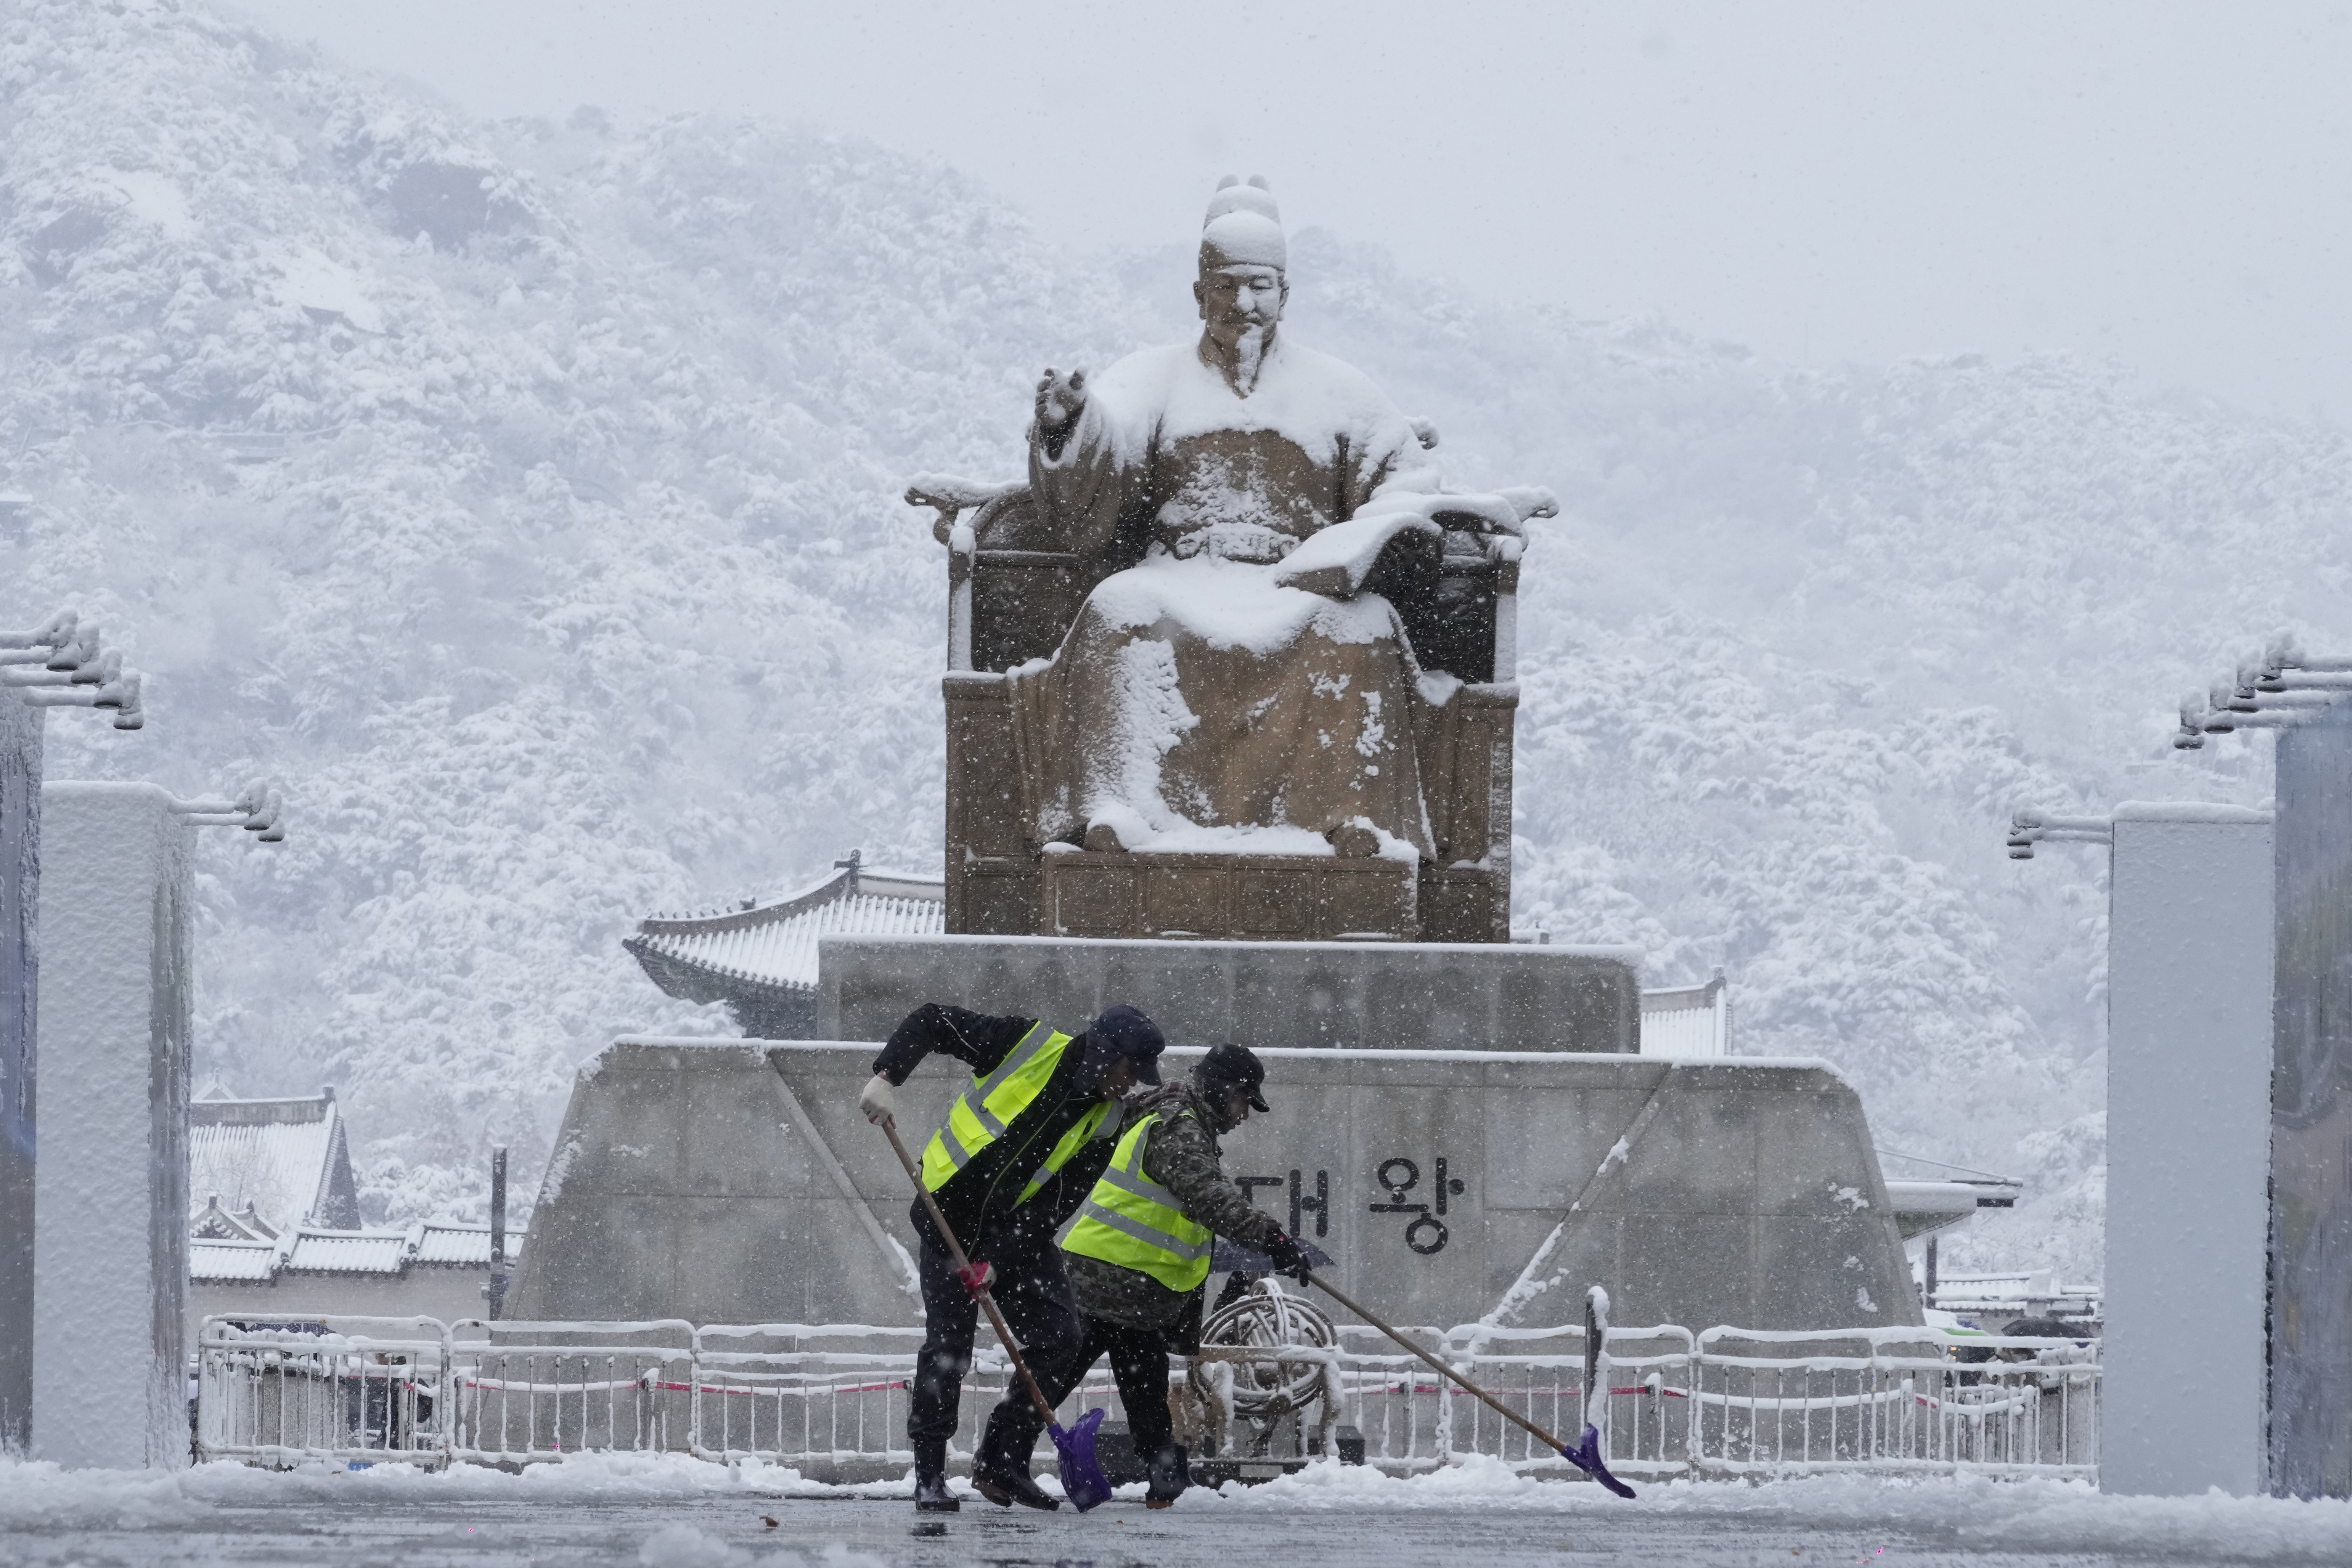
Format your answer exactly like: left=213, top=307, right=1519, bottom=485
left=191, top=1195, right=277, bottom=1243
left=625, top=852, right=943, bottom=1036
left=188, top=1087, right=360, bottom=1234
left=186, top=1088, right=522, bottom=1336
left=188, top=1219, right=521, bottom=1339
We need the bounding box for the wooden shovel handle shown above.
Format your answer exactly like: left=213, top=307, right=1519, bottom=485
left=879, top=1118, right=1061, bottom=1428
left=1303, top=1269, right=1578, bottom=1456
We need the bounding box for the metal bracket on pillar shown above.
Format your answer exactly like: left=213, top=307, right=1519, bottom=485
left=2174, top=635, right=2352, bottom=749
left=165, top=780, right=286, bottom=843
left=0, top=610, right=144, bottom=730
left=2005, top=808, right=2113, bottom=860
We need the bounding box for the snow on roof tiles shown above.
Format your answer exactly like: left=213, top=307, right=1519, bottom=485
left=411, top=1222, right=516, bottom=1266
left=282, top=1228, right=410, bottom=1275
left=188, top=1093, right=353, bottom=1234
left=188, top=1221, right=522, bottom=1285
left=627, top=864, right=943, bottom=997
left=190, top=1240, right=281, bottom=1283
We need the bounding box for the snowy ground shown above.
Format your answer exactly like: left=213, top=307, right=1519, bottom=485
left=3, top=1456, right=2348, bottom=1566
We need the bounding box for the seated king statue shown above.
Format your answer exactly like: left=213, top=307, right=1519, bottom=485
left=914, top=177, right=1553, bottom=941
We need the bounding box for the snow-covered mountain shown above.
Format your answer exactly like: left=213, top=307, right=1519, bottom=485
left=9, top=0, right=2346, bottom=1278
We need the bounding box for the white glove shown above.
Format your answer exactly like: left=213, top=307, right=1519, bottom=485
left=858, top=1072, right=898, bottom=1125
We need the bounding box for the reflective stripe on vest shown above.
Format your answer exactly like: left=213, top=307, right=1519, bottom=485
left=1059, top=1111, right=1214, bottom=1294
left=1019, top=1098, right=1117, bottom=1203
left=917, top=1024, right=1112, bottom=1202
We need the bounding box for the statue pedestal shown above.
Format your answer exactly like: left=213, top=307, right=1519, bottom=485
left=514, top=1036, right=1920, bottom=1344
left=816, top=932, right=1641, bottom=1055
left=1039, top=848, right=1418, bottom=942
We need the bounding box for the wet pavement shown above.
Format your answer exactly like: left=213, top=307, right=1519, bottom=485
left=3, top=1486, right=2348, bottom=1568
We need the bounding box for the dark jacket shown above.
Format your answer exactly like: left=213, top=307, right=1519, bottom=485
left=874, top=1003, right=1120, bottom=1249
left=1064, top=1082, right=1287, bottom=1344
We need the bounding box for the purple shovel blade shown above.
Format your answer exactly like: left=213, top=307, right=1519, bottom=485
left=1051, top=1406, right=1114, bottom=1512
left=1559, top=1422, right=1638, bottom=1499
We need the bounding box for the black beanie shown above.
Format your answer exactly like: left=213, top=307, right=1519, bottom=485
left=1195, top=1041, right=1270, bottom=1112
left=1085, top=1004, right=1164, bottom=1083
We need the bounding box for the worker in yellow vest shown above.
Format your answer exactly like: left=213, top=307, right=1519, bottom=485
left=858, top=1001, right=1163, bottom=1512
left=971, top=1042, right=1315, bottom=1510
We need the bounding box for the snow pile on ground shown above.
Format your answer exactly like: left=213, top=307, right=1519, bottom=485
left=0, top=1457, right=208, bottom=1530
left=635, top=1523, right=739, bottom=1568
left=10, top=0, right=2352, bottom=1279
left=0, top=1452, right=930, bottom=1523
left=1182, top=1458, right=2352, bottom=1558
left=181, top=1451, right=917, bottom=1505
left=7, top=1453, right=2351, bottom=1561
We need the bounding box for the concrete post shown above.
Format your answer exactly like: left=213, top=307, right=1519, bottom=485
left=29, top=783, right=192, bottom=1469
left=488, top=1146, right=509, bottom=1321
left=2272, top=708, right=2352, bottom=1499
left=0, top=693, right=39, bottom=1452
left=2103, top=804, right=2273, bottom=1496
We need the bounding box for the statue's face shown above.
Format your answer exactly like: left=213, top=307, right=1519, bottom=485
left=1194, top=263, right=1288, bottom=348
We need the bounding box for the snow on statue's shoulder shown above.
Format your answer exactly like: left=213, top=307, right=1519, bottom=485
left=1141, top=337, right=1422, bottom=462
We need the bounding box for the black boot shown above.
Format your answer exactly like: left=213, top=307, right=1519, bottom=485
left=913, top=1438, right=959, bottom=1513
left=972, top=1460, right=1061, bottom=1511
left=1144, top=1443, right=1190, bottom=1509
left=972, top=1409, right=1062, bottom=1511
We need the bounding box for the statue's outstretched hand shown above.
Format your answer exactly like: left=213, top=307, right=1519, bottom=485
left=1033, top=367, right=1089, bottom=454
left=1497, top=485, right=1559, bottom=524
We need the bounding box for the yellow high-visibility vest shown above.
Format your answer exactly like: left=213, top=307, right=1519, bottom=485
left=919, top=1022, right=1114, bottom=1203
left=1060, top=1109, right=1213, bottom=1293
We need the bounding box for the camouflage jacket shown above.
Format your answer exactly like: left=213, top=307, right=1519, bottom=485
left=1063, top=1083, right=1286, bottom=1342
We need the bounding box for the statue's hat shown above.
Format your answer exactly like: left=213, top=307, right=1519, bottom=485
left=1201, top=175, right=1286, bottom=271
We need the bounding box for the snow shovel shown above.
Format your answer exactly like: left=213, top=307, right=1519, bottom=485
left=1298, top=1269, right=1637, bottom=1498
left=878, top=1119, right=1114, bottom=1513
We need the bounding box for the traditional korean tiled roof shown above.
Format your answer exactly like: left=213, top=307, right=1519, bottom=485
left=410, top=1221, right=505, bottom=1267
left=1929, top=1269, right=2101, bottom=1321
left=192, top=1194, right=275, bottom=1242
left=188, top=1088, right=361, bottom=1232
left=282, top=1228, right=411, bottom=1275
left=191, top=1220, right=521, bottom=1285
left=625, top=859, right=944, bottom=1008
left=190, top=1239, right=281, bottom=1283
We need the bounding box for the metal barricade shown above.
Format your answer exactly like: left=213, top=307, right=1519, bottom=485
left=446, top=1319, right=695, bottom=1462
left=1688, top=1326, right=2100, bottom=1476
left=196, top=1316, right=450, bottom=1467
left=193, top=1314, right=2097, bottom=1481
left=685, top=1324, right=919, bottom=1473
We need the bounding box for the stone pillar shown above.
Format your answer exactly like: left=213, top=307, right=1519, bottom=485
left=29, top=783, right=192, bottom=1469
left=0, top=693, right=39, bottom=1452
left=2103, top=804, right=2272, bottom=1496
left=2272, top=708, right=2352, bottom=1499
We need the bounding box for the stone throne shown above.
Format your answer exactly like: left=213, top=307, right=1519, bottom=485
left=908, top=474, right=1524, bottom=944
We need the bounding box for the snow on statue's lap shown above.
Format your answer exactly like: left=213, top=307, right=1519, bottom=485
left=1085, top=554, right=1395, bottom=653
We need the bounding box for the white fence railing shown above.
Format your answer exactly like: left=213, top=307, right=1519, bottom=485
left=1640, top=975, right=1729, bottom=1056
left=194, top=1315, right=2097, bottom=1480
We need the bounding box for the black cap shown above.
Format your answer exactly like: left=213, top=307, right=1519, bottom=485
left=1195, top=1042, right=1269, bottom=1113
left=1087, top=1004, right=1164, bottom=1085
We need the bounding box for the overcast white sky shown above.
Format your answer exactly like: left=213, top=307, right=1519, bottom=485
left=231, top=1, right=2352, bottom=423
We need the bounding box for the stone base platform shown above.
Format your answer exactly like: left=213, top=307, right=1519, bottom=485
left=507, top=1037, right=1921, bottom=1337
left=1039, top=848, right=1418, bottom=942
left=816, top=932, right=1643, bottom=1054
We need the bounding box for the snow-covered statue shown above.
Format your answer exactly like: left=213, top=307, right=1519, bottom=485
left=909, top=178, right=1550, bottom=944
